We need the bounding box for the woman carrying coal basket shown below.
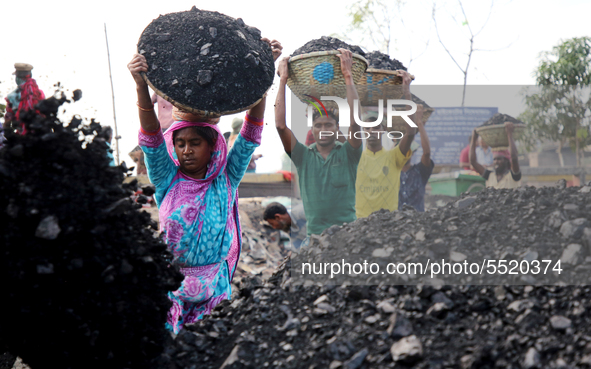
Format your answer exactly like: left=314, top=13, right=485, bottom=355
left=127, top=39, right=282, bottom=333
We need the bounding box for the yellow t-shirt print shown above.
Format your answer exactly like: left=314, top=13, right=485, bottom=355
left=355, top=146, right=411, bottom=218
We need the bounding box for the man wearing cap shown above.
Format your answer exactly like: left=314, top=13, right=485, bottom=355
left=4, top=63, right=45, bottom=131
left=470, top=122, right=521, bottom=189
left=398, top=106, right=434, bottom=212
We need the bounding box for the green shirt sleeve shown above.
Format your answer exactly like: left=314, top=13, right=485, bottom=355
left=343, top=141, right=363, bottom=165
left=288, top=140, right=306, bottom=168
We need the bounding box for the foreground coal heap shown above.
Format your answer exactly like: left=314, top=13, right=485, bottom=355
left=365, top=51, right=407, bottom=71
left=160, top=184, right=591, bottom=368
left=139, top=7, right=274, bottom=114
left=0, top=94, right=182, bottom=369
left=292, top=36, right=365, bottom=57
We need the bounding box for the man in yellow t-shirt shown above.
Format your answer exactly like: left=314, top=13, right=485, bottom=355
left=355, top=94, right=421, bottom=218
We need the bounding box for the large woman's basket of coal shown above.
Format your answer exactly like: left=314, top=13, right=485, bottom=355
left=138, top=7, right=275, bottom=117
left=287, top=50, right=368, bottom=108
left=475, top=123, right=526, bottom=149
left=357, top=69, right=415, bottom=106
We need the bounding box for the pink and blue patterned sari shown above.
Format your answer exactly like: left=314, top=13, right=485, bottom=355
left=139, top=114, right=263, bottom=333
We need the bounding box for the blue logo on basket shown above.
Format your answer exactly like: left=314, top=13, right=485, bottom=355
left=366, top=74, right=395, bottom=85
left=313, top=62, right=334, bottom=84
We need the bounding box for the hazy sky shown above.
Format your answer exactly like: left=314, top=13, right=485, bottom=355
left=2, top=0, right=590, bottom=172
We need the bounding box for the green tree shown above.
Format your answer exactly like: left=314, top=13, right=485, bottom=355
left=519, top=37, right=591, bottom=167
left=347, top=0, right=397, bottom=54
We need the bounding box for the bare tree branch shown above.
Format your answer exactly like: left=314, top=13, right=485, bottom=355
left=369, top=10, right=390, bottom=53
left=432, top=4, right=465, bottom=73
left=408, top=40, right=431, bottom=68
left=344, top=0, right=432, bottom=72
left=457, top=0, right=474, bottom=37
left=474, top=0, right=495, bottom=37
left=462, top=37, right=474, bottom=105
left=432, top=0, right=504, bottom=106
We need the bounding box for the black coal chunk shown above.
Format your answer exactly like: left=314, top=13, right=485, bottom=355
left=481, top=113, right=523, bottom=127
left=158, top=184, right=591, bottom=369
left=138, top=8, right=274, bottom=113
left=365, top=50, right=407, bottom=71
left=291, top=36, right=365, bottom=57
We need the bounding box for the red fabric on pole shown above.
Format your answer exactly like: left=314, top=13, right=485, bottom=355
left=16, top=76, right=45, bottom=121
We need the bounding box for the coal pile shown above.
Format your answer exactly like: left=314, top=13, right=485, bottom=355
left=0, top=353, right=17, bottom=369
left=292, top=36, right=365, bottom=57
left=481, top=113, right=522, bottom=127
left=139, top=7, right=274, bottom=113
left=365, top=51, right=407, bottom=71
left=155, top=184, right=591, bottom=368
left=293, top=185, right=591, bottom=285
left=0, top=94, right=183, bottom=369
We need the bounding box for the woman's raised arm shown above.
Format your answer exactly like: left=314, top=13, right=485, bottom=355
left=128, top=54, right=160, bottom=132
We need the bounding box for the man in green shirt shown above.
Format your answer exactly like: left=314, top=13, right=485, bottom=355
left=274, top=49, right=363, bottom=237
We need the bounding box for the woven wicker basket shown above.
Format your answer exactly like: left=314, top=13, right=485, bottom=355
left=287, top=50, right=368, bottom=106
left=422, top=107, right=434, bottom=123
left=141, top=74, right=267, bottom=118
left=475, top=123, right=526, bottom=149
left=358, top=69, right=415, bottom=105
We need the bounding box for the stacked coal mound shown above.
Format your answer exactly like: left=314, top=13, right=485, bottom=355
left=482, top=113, right=522, bottom=127
left=139, top=6, right=274, bottom=113
left=292, top=36, right=365, bottom=57
left=365, top=50, right=407, bottom=71
left=0, top=94, right=183, bottom=369
left=158, top=184, right=591, bottom=368
left=294, top=185, right=591, bottom=286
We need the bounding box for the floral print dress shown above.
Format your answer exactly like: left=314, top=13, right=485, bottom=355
left=139, top=114, right=263, bottom=333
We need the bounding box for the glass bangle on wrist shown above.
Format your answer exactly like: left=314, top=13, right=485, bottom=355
left=136, top=102, right=154, bottom=112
